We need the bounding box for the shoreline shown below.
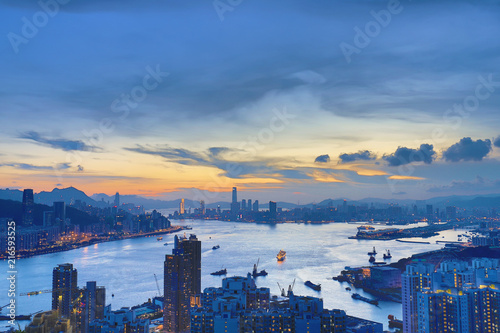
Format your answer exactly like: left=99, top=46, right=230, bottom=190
left=1, top=226, right=185, bottom=260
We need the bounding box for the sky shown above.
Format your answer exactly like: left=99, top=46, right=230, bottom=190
left=1, top=0, right=500, bottom=203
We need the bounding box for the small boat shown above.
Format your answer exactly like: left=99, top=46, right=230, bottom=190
left=276, top=249, right=286, bottom=261
left=345, top=287, right=351, bottom=291
left=185, top=226, right=193, bottom=230
left=112, top=294, right=114, bottom=297
left=367, top=247, right=377, bottom=255
left=388, top=315, right=403, bottom=329
left=210, top=268, right=227, bottom=276
left=157, top=237, right=163, bottom=241
left=164, top=242, right=169, bottom=246
left=383, top=250, right=392, bottom=259
left=304, top=281, right=321, bottom=291
left=212, top=245, right=220, bottom=250
left=352, top=293, right=378, bottom=305
left=369, top=255, right=376, bottom=263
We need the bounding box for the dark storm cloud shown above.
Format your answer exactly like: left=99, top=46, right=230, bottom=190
left=443, top=137, right=492, bottom=162
left=339, top=150, right=376, bottom=164
left=314, top=155, right=330, bottom=163
left=19, top=131, right=95, bottom=152
left=125, top=145, right=312, bottom=180
left=494, top=136, right=500, bottom=148
left=384, top=144, right=436, bottom=167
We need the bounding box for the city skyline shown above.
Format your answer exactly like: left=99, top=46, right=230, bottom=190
left=1, top=1, right=500, bottom=202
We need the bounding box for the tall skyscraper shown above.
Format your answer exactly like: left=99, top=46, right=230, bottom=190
left=241, top=199, right=246, bottom=211
left=179, top=198, right=185, bottom=215
left=200, top=200, right=205, bottom=215
left=247, top=199, right=252, bottom=211
left=402, top=262, right=434, bottom=333
left=22, top=189, right=34, bottom=226
left=230, top=187, right=240, bottom=215
left=52, top=263, right=78, bottom=317
left=253, top=200, right=259, bottom=212
left=164, top=234, right=201, bottom=333
left=269, top=201, right=277, bottom=219
left=114, top=192, right=120, bottom=207
left=54, top=201, right=66, bottom=228
left=80, top=281, right=106, bottom=332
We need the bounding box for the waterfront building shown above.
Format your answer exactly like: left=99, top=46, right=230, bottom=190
left=79, top=281, right=106, bottom=333
left=89, top=305, right=149, bottom=333
left=269, top=201, right=277, bottom=219
left=22, top=189, right=34, bottom=226
left=192, top=275, right=347, bottom=333
left=247, top=199, right=252, bottom=212
left=402, top=262, right=434, bottom=333
left=253, top=200, right=259, bottom=212
left=52, top=263, right=79, bottom=317
left=242, top=199, right=247, bottom=211
left=230, top=187, right=240, bottom=215
left=345, top=316, right=383, bottom=333
left=54, top=201, right=66, bottom=229
left=369, top=266, right=401, bottom=289
left=164, top=234, right=201, bottom=333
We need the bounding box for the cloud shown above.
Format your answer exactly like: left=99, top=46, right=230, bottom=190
left=427, top=176, right=500, bottom=193
left=494, top=136, right=500, bottom=148
left=314, top=154, right=330, bottom=163
left=124, top=145, right=312, bottom=180
left=388, top=175, right=425, bottom=181
left=19, top=131, right=95, bottom=152
left=339, top=150, right=376, bottom=164
left=383, top=144, right=436, bottom=167
left=442, top=137, right=492, bottom=162
left=0, top=162, right=71, bottom=171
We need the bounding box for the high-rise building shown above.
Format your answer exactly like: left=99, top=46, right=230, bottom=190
left=446, top=206, right=457, bottom=220
left=22, top=189, right=34, bottom=226
left=179, top=199, right=185, bottom=215
left=52, top=263, right=78, bottom=317
left=402, top=262, right=434, bottom=333
left=247, top=199, right=252, bottom=211
left=54, top=201, right=66, bottom=228
left=200, top=200, right=205, bottom=215
left=114, top=192, right=120, bottom=208
left=253, top=200, right=259, bottom=212
left=241, top=199, right=246, bottom=211
left=269, top=201, right=277, bottom=219
left=164, top=234, right=201, bottom=333
left=80, top=281, right=106, bottom=333
left=232, top=187, right=237, bottom=204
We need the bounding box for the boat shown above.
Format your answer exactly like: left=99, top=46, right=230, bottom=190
left=345, top=287, right=351, bottom=291
left=351, top=293, right=378, bottom=305
left=276, top=250, right=286, bottom=261
left=383, top=250, right=392, bottom=259
left=388, top=315, right=403, bottom=329
left=210, top=268, right=227, bottom=276
left=157, top=237, right=163, bottom=241
left=357, top=225, right=375, bottom=231
left=304, top=281, right=321, bottom=291
left=367, top=247, right=377, bottom=255
left=164, top=242, right=169, bottom=246
left=0, top=314, right=31, bottom=321
left=185, top=226, right=193, bottom=230
left=251, top=258, right=268, bottom=277
left=212, top=245, right=220, bottom=250
left=369, top=255, right=376, bottom=263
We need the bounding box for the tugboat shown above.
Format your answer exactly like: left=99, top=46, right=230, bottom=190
left=157, top=236, right=163, bottom=241
left=276, top=250, right=286, bottom=261
left=304, top=281, right=321, bottom=291
left=164, top=242, right=169, bottom=246
left=383, top=250, right=392, bottom=259
left=369, top=255, right=376, bottom=263
left=210, top=268, right=227, bottom=276
left=345, top=287, right=351, bottom=291
left=212, top=245, right=220, bottom=250
left=251, top=258, right=268, bottom=277
left=367, top=247, right=377, bottom=255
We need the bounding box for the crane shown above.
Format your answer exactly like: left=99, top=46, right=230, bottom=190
left=19, top=287, right=68, bottom=297
left=154, top=274, right=162, bottom=297
left=277, top=282, right=285, bottom=297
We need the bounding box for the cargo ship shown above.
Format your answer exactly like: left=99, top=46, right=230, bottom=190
left=251, top=258, right=268, bottom=277
left=212, top=245, right=220, bottom=250
left=351, top=293, right=378, bottom=305
left=383, top=250, right=392, bottom=259
left=276, top=250, right=286, bottom=261
left=304, top=281, right=321, bottom=291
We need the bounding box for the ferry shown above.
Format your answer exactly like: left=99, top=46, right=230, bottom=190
left=367, top=247, right=377, bottom=255
left=276, top=250, right=286, bottom=261
left=352, top=293, right=378, bottom=305
left=210, top=268, right=227, bottom=276
left=212, top=245, right=220, bottom=250
left=357, top=225, right=375, bottom=231
left=304, top=281, right=321, bottom=291
left=157, top=237, right=163, bottom=241
left=383, top=250, right=392, bottom=259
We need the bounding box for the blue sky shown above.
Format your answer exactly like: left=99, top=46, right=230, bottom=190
left=1, top=0, right=500, bottom=203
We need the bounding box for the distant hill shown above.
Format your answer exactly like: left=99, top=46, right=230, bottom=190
left=0, top=187, right=108, bottom=208
left=0, top=199, right=100, bottom=226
